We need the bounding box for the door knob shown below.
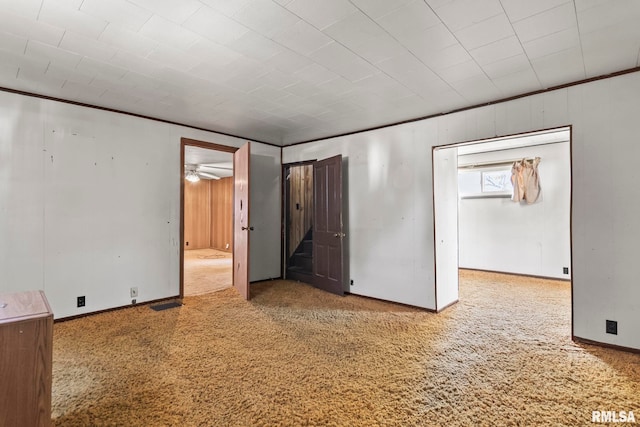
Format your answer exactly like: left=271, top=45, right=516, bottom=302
left=333, top=232, right=346, bottom=238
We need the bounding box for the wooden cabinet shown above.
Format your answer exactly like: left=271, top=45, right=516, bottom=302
left=0, top=290, right=53, bottom=427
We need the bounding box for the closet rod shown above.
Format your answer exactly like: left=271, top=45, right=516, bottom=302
left=458, top=157, right=541, bottom=169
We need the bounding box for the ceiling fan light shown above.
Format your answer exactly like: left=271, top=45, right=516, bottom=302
left=185, top=170, right=200, bottom=182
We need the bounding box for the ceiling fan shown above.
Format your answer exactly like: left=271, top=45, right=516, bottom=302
left=184, top=163, right=232, bottom=182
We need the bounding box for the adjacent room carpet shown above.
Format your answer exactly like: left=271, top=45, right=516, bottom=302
left=52, top=270, right=640, bottom=426
left=183, top=248, right=232, bottom=296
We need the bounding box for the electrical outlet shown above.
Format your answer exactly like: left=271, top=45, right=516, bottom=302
left=130, top=287, right=138, bottom=298
left=131, top=299, right=137, bottom=305
left=225, top=243, right=229, bottom=249
left=606, top=320, right=618, bottom=335
left=563, top=267, right=569, bottom=275
left=350, top=279, right=354, bottom=286
left=77, top=296, right=85, bottom=308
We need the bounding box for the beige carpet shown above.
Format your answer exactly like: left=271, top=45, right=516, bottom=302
left=184, top=248, right=232, bottom=296
left=52, top=270, right=640, bottom=426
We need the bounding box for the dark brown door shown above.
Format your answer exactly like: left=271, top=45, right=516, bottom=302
left=233, top=142, right=250, bottom=300
left=313, top=155, right=344, bottom=295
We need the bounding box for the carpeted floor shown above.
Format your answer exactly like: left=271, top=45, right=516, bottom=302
left=51, top=270, right=640, bottom=426
left=183, top=248, right=232, bottom=296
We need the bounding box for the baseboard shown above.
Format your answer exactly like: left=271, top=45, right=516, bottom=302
left=54, top=295, right=181, bottom=323
left=460, top=267, right=571, bottom=282
left=436, top=299, right=459, bottom=313
left=573, top=336, right=640, bottom=355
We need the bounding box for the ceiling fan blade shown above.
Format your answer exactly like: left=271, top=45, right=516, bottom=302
left=197, top=171, right=220, bottom=180
left=198, top=162, right=233, bottom=170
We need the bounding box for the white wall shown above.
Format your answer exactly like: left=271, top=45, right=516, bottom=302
left=0, top=90, right=281, bottom=319
left=284, top=71, right=640, bottom=350
left=458, top=141, right=571, bottom=279
left=283, top=123, right=438, bottom=309
left=433, top=147, right=459, bottom=310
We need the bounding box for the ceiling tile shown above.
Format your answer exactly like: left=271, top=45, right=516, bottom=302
left=25, top=40, right=82, bottom=69
left=128, top=0, right=202, bottom=24
left=187, top=38, right=242, bottom=66
left=404, top=24, right=459, bottom=63
left=99, top=24, right=159, bottom=57
left=2, top=50, right=49, bottom=75
left=512, top=2, right=576, bottom=43
left=263, top=49, right=313, bottom=74
left=80, top=0, right=153, bottom=33
left=146, top=45, right=201, bottom=70
left=249, top=84, right=290, bottom=101
left=470, top=35, right=524, bottom=66
left=501, top=0, right=571, bottom=23
left=39, top=0, right=108, bottom=40
left=282, top=80, right=320, bottom=98
left=481, top=53, right=532, bottom=79
left=455, top=13, right=514, bottom=50
left=0, top=11, right=65, bottom=46
left=577, top=0, right=640, bottom=34
left=109, top=51, right=161, bottom=76
left=183, top=6, right=250, bottom=45
left=574, top=0, right=609, bottom=12
left=309, top=42, right=378, bottom=82
left=349, top=0, right=412, bottom=20
left=293, top=63, right=340, bottom=85
left=350, top=34, right=406, bottom=65
left=285, top=0, right=358, bottom=30
left=139, top=15, right=200, bottom=50
left=422, top=43, right=472, bottom=72
left=46, top=63, right=94, bottom=85
left=259, top=69, right=298, bottom=90
left=232, top=0, right=299, bottom=38
left=0, top=31, right=28, bottom=55
left=322, top=11, right=387, bottom=51
left=226, top=31, right=285, bottom=61
left=523, top=27, right=580, bottom=60
left=491, top=67, right=541, bottom=94
left=530, top=46, right=585, bottom=87
left=438, top=60, right=484, bottom=84
left=353, top=73, right=414, bottom=99
left=581, top=23, right=640, bottom=75
left=434, top=0, right=503, bottom=32
left=198, top=0, right=254, bottom=17
left=450, top=74, right=501, bottom=103
left=76, top=56, right=128, bottom=80
left=377, top=0, right=441, bottom=43
left=59, top=31, right=118, bottom=62
left=0, top=0, right=42, bottom=19
left=272, top=20, right=333, bottom=56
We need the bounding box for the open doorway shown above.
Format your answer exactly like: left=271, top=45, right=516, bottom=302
left=180, top=139, right=236, bottom=297
left=283, top=155, right=347, bottom=296
left=433, top=127, right=572, bottom=324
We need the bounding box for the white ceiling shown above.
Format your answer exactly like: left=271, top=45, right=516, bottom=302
left=1, top=0, right=639, bottom=146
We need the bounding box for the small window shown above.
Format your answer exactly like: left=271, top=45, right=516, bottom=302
left=459, top=166, right=513, bottom=199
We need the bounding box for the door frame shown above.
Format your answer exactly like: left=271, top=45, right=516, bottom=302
left=179, top=137, right=238, bottom=298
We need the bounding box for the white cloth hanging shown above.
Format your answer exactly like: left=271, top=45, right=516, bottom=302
left=511, top=157, right=541, bottom=203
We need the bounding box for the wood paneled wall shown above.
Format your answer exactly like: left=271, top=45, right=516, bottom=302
left=184, top=177, right=234, bottom=252
left=210, top=177, right=233, bottom=252
left=288, top=164, right=313, bottom=257
left=184, top=180, right=211, bottom=250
